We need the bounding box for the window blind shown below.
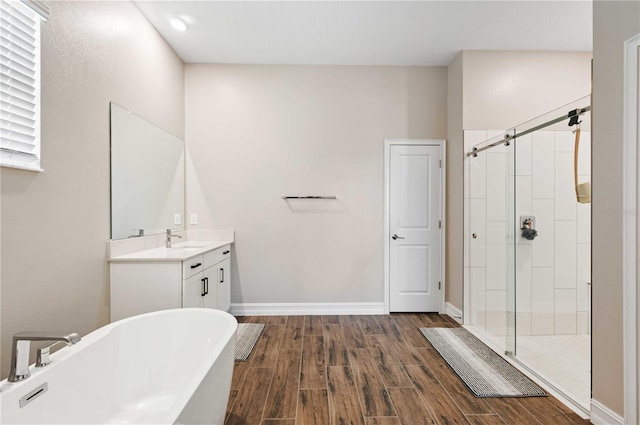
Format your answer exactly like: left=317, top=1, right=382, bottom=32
left=0, top=0, right=42, bottom=171
left=22, top=1, right=48, bottom=21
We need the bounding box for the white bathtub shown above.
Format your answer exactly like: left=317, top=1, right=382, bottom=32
left=0, top=308, right=237, bottom=424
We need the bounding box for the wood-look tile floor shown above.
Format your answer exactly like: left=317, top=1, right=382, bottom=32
left=225, top=314, right=591, bottom=425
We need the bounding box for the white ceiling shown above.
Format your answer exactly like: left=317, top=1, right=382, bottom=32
left=133, top=1, right=592, bottom=66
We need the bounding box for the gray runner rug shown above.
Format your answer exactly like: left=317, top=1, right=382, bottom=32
left=235, top=323, right=265, bottom=361
left=420, top=327, right=547, bottom=398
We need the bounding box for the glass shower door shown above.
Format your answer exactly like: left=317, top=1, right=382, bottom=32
left=511, top=98, right=592, bottom=412
left=465, top=96, right=592, bottom=414
left=465, top=131, right=516, bottom=354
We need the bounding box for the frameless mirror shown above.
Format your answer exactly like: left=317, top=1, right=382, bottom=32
left=110, top=102, right=185, bottom=240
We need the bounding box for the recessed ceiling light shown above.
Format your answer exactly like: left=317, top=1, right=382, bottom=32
left=169, top=16, right=188, bottom=32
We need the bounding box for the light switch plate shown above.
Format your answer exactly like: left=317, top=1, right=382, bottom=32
left=174, top=213, right=182, bottom=225
left=190, top=213, right=198, bottom=225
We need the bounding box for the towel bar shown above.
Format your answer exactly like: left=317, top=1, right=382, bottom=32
left=282, top=196, right=337, bottom=199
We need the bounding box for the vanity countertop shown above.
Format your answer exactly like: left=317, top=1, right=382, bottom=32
left=109, top=240, right=233, bottom=262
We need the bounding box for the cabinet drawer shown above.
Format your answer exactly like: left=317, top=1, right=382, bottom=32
left=183, top=254, right=205, bottom=279
left=204, top=244, right=231, bottom=267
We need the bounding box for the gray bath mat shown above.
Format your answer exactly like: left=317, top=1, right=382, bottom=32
left=235, top=323, right=265, bottom=361
left=420, top=328, right=547, bottom=398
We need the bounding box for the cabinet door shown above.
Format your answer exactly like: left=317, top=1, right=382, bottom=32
left=201, top=267, right=219, bottom=309
left=217, top=258, right=231, bottom=312
left=183, top=273, right=205, bottom=308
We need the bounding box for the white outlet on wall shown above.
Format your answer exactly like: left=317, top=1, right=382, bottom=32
left=174, top=213, right=182, bottom=225
left=190, top=213, right=198, bottom=225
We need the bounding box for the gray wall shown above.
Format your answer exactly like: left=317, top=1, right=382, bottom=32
left=592, top=0, right=640, bottom=416
left=462, top=51, right=592, bottom=130
left=185, top=64, right=447, bottom=306
left=0, top=0, right=185, bottom=378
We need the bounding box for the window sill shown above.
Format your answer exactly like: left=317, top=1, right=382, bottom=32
left=1, top=162, right=44, bottom=173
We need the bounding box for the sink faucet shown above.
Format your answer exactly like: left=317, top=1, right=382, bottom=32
left=166, top=228, right=183, bottom=248
left=128, top=229, right=144, bottom=238
left=8, top=332, right=81, bottom=382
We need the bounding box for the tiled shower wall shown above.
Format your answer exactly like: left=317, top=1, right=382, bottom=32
left=464, top=129, right=591, bottom=341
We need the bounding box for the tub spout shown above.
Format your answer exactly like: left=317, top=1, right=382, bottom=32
left=8, top=332, right=81, bottom=382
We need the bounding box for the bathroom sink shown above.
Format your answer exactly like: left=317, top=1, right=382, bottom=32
left=171, top=241, right=213, bottom=249
left=168, top=246, right=201, bottom=252
left=166, top=241, right=219, bottom=254
left=109, top=240, right=231, bottom=261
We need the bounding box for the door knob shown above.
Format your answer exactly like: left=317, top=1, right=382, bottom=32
left=392, top=234, right=405, bottom=240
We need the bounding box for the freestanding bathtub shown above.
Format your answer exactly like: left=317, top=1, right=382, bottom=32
left=0, top=308, right=237, bottom=424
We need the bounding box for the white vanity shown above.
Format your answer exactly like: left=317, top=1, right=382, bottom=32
left=108, top=104, right=235, bottom=322
left=109, top=240, right=233, bottom=322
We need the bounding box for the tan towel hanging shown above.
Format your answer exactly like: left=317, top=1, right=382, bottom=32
left=573, top=127, right=591, bottom=203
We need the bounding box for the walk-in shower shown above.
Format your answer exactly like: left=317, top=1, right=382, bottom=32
left=463, top=96, right=591, bottom=415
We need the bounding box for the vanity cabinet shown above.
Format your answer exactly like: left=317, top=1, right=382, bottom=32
left=182, top=250, right=231, bottom=310
left=110, top=244, right=232, bottom=322
left=183, top=271, right=215, bottom=309
left=216, top=257, right=231, bottom=312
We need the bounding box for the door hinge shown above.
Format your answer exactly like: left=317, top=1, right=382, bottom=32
left=438, top=281, right=441, bottom=290
left=439, top=159, right=442, bottom=168
left=439, top=220, right=442, bottom=229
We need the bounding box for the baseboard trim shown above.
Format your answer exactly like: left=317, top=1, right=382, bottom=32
left=445, top=302, right=463, bottom=324
left=591, top=399, right=623, bottom=425
left=230, top=302, right=386, bottom=316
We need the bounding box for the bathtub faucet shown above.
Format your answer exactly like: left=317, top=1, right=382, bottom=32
left=8, top=332, right=81, bottom=382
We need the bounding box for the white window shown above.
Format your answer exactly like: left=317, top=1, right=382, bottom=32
left=0, top=0, right=48, bottom=172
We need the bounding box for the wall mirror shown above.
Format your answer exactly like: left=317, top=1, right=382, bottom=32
left=110, top=102, right=185, bottom=240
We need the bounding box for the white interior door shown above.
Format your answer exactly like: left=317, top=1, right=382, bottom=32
left=389, top=144, right=442, bottom=312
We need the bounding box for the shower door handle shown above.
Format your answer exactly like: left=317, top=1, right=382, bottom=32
left=392, top=234, right=405, bottom=240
